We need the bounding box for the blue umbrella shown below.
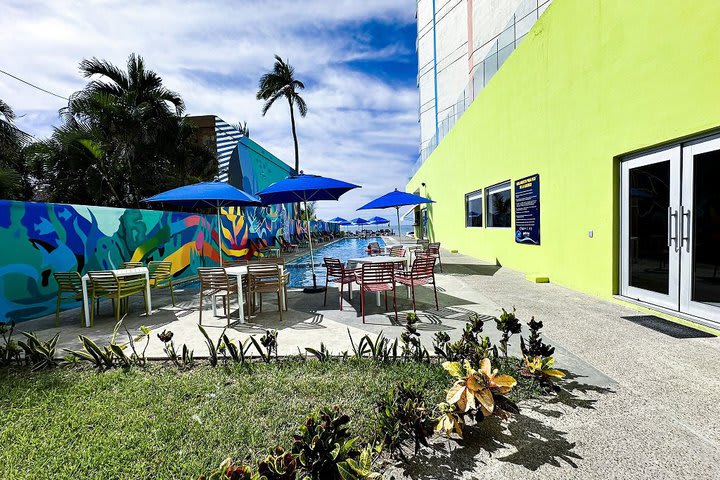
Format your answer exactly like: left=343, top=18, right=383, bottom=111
left=367, top=216, right=390, bottom=225
left=350, top=217, right=368, bottom=225
left=145, top=181, right=261, bottom=266
left=357, top=189, right=434, bottom=239
left=257, top=173, right=360, bottom=291
left=328, top=216, right=349, bottom=223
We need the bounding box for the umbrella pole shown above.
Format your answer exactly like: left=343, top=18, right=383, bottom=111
left=217, top=207, right=223, bottom=267
left=396, top=206, right=401, bottom=242
left=303, top=200, right=325, bottom=293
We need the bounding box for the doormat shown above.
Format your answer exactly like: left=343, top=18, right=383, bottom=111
left=621, top=315, right=715, bottom=339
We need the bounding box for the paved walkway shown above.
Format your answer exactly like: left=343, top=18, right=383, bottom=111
left=11, top=245, right=720, bottom=478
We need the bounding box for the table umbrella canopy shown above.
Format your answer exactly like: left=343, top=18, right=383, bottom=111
left=328, top=216, right=349, bottom=223
left=144, top=181, right=262, bottom=266
left=257, top=173, right=361, bottom=291
left=257, top=173, right=360, bottom=204
left=350, top=217, right=368, bottom=225
left=357, top=189, right=434, bottom=239
left=144, top=181, right=262, bottom=208
left=367, top=216, right=390, bottom=225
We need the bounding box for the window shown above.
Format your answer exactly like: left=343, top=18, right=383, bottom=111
left=465, top=190, right=483, bottom=227
left=486, top=181, right=512, bottom=228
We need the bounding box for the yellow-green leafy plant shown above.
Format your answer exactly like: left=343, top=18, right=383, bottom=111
left=440, top=358, right=519, bottom=434
left=434, top=402, right=464, bottom=438
left=338, top=444, right=383, bottom=480
left=522, top=355, right=565, bottom=391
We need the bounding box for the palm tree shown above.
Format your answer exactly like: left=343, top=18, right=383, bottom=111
left=0, top=99, right=32, bottom=200
left=256, top=55, right=307, bottom=174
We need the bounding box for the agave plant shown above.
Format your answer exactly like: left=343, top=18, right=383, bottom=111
left=443, top=358, right=518, bottom=420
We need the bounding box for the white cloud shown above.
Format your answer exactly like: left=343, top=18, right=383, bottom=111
left=0, top=0, right=419, bottom=220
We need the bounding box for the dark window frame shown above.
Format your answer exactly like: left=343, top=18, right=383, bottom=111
left=486, top=180, right=512, bottom=228
left=465, top=189, right=483, bottom=228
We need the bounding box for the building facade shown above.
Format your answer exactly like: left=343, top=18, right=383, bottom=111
left=408, top=0, right=720, bottom=328
left=416, top=0, right=552, bottom=169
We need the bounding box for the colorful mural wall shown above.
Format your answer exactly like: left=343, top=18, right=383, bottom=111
left=0, top=199, right=337, bottom=323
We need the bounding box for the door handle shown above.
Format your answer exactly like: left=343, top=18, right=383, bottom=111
left=680, top=206, right=691, bottom=251
left=667, top=207, right=678, bottom=251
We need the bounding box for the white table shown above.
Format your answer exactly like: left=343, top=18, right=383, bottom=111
left=347, top=256, right=409, bottom=306
left=382, top=244, right=424, bottom=263
left=81, top=267, right=151, bottom=328
left=221, top=265, right=285, bottom=322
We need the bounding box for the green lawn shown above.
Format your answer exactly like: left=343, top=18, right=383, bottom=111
left=0, top=357, right=541, bottom=480
left=0, top=360, right=448, bottom=480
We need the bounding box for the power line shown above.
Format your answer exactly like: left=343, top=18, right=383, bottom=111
left=0, top=68, right=69, bottom=100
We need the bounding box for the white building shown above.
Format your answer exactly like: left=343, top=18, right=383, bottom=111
left=416, top=0, right=553, bottom=170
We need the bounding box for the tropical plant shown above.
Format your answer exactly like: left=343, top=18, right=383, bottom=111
left=520, top=317, right=555, bottom=358
left=223, top=334, right=251, bottom=364
left=198, top=324, right=225, bottom=367
left=158, top=329, right=181, bottom=367
left=495, top=307, right=522, bottom=357
left=256, top=446, right=298, bottom=479
left=434, top=401, right=464, bottom=438
left=291, top=406, right=360, bottom=479
left=199, top=458, right=258, bottom=480
left=441, top=358, right=519, bottom=433
left=400, top=314, right=429, bottom=363
left=0, top=321, right=22, bottom=366
left=17, top=332, right=60, bottom=371
left=375, top=383, right=434, bottom=460
left=522, top=355, right=565, bottom=391
left=256, top=55, right=307, bottom=174
left=65, top=335, right=115, bottom=370
left=433, top=314, right=492, bottom=365
left=348, top=329, right=398, bottom=361
left=30, top=54, right=216, bottom=207
left=337, top=444, right=383, bottom=480
left=306, top=342, right=332, bottom=362
left=0, top=99, right=33, bottom=200
left=234, top=121, right=250, bottom=137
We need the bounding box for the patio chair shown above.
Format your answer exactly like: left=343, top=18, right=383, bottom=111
left=119, top=261, right=144, bottom=269
left=427, top=242, right=443, bottom=272
left=53, top=271, right=85, bottom=327
left=355, top=262, right=397, bottom=323
left=87, top=270, right=148, bottom=327
left=247, top=264, right=284, bottom=320
left=323, top=257, right=356, bottom=310
left=366, top=241, right=381, bottom=256
left=225, top=259, right=248, bottom=267
left=416, top=239, right=429, bottom=251
left=197, top=267, right=241, bottom=325
left=389, top=246, right=407, bottom=271
left=254, top=257, right=289, bottom=306
left=396, top=255, right=439, bottom=312
left=147, top=261, right=175, bottom=306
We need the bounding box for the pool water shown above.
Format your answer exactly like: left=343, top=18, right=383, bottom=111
left=287, top=237, right=385, bottom=287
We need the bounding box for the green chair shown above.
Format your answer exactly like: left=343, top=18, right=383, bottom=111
left=88, top=271, right=148, bottom=326
left=53, top=271, right=85, bottom=327
left=119, top=261, right=145, bottom=269
left=148, top=261, right=175, bottom=306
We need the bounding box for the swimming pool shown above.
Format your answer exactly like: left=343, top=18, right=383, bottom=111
left=286, top=237, right=385, bottom=287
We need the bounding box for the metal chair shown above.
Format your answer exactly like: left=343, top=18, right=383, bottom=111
left=119, top=261, right=145, bottom=269
left=366, top=241, right=381, bottom=256
left=148, top=261, right=175, bottom=306
left=323, top=257, right=356, bottom=310
left=396, top=255, right=439, bottom=312
left=87, top=270, right=148, bottom=327
left=197, top=267, right=241, bottom=325
left=53, top=271, right=85, bottom=326
left=427, top=242, right=442, bottom=272
left=355, top=262, right=397, bottom=323
left=247, top=264, right=284, bottom=320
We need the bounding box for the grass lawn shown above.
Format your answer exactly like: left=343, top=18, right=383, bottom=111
left=0, top=357, right=541, bottom=479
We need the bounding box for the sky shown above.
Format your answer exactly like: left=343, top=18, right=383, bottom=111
left=0, top=0, right=420, bottom=224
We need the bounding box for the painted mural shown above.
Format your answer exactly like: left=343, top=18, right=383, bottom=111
left=0, top=199, right=336, bottom=323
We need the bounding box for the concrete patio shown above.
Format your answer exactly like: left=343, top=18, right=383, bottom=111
left=11, top=246, right=720, bottom=479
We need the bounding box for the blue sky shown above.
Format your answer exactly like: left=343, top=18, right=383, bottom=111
left=0, top=0, right=420, bottom=223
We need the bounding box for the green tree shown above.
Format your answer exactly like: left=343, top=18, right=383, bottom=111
left=0, top=99, right=33, bottom=200
left=32, top=54, right=216, bottom=207
left=256, top=55, right=307, bottom=174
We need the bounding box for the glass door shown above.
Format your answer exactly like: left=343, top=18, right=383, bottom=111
left=680, top=137, right=720, bottom=321
left=620, top=146, right=681, bottom=309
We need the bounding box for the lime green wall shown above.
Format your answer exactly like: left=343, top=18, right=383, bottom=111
left=408, top=0, right=720, bottom=298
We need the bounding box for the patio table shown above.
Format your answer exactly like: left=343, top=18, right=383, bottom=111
left=347, top=255, right=408, bottom=306
left=81, top=267, right=151, bottom=328
left=220, top=264, right=286, bottom=322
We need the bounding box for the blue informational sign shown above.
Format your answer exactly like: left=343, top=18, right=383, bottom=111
left=514, top=174, right=540, bottom=245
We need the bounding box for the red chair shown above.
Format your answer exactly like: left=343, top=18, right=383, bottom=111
left=323, top=257, right=356, bottom=310
left=366, top=241, right=381, bottom=256
left=355, top=262, right=397, bottom=323
left=396, top=254, right=439, bottom=312
left=427, top=242, right=442, bottom=272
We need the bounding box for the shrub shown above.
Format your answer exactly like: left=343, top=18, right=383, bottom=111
left=375, top=383, right=434, bottom=460
left=0, top=321, right=22, bottom=366
left=521, top=355, right=565, bottom=392
left=292, top=406, right=360, bottom=479
left=400, top=313, right=429, bottom=363
left=495, top=307, right=522, bottom=357
left=520, top=317, right=555, bottom=358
